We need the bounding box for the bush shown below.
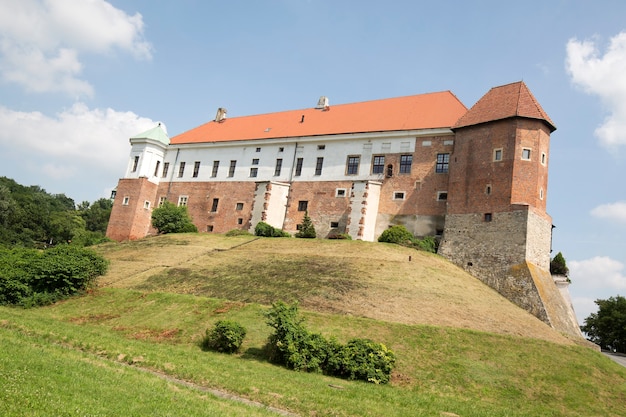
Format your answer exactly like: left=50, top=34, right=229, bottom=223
left=414, top=236, right=437, bottom=253
left=225, top=229, right=253, bottom=237
left=200, top=320, right=247, bottom=354
left=378, top=225, right=414, bottom=244
left=264, top=301, right=395, bottom=383
left=254, top=222, right=290, bottom=237
left=550, top=252, right=569, bottom=276
left=151, top=201, right=198, bottom=234
left=0, top=246, right=108, bottom=307
left=330, top=338, right=396, bottom=384
left=295, top=211, right=316, bottom=238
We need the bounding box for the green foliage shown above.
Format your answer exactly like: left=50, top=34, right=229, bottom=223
left=78, top=198, right=113, bottom=233
left=295, top=211, right=316, bottom=238
left=225, top=229, right=253, bottom=237
left=328, top=338, right=396, bottom=384
left=200, top=320, right=247, bottom=354
left=377, top=225, right=437, bottom=253
left=581, top=295, right=626, bottom=353
left=151, top=201, right=198, bottom=234
left=0, top=246, right=108, bottom=307
left=378, top=225, right=414, bottom=244
left=328, top=233, right=352, bottom=240
left=254, top=222, right=290, bottom=237
left=264, top=301, right=395, bottom=383
left=550, top=252, right=569, bottom=276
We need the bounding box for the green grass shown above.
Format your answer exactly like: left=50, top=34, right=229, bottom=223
left=2, top=234, right=626, bottom=416
left=2, top=288, right=626, bottom=416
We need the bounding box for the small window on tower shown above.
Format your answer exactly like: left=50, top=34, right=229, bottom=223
left=493, top=148, right=503, bottom=162
left=330, top=221, right=339, bottom=228
left=541, top=152, right=547, bottom=165
left=335, top=188, right=347, bottom=197
left=437, top=191, right=448, bottom=201
left=486, top=185, right=492, bottom=195
left=298, top=200, right=308, bottom=211
left=122, top=196, right=130, bottom=205
left=522, top=148, right=532, bottom=160
left=236, top=202, right=244, bottom=210
left=131, top=156, right=139, bottom=172
left=393, top=191, right=406, bottom=200
left=484, top=213, right=492, bottom=222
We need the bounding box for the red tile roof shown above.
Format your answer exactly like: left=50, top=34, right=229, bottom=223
left=454, top=81, right=556, bottom=131
left=171, top=91, right=468, bottom=144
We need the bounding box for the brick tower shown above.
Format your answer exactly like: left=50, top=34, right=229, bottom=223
left=106, top=124, right=169, bottom=241
left=438, top=82, right=580, bottom=336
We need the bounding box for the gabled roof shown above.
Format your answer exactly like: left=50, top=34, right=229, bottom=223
left=130, top=124, right=170, bottom=145
left=171, top=91, right=468, bottom=145
left=453, top=81, right=556, bottom=132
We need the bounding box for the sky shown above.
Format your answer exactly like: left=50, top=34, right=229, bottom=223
left=1, top=0, right=625, bottom=325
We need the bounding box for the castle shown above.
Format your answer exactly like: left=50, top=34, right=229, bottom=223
left=106, top=81, right=581, bottom=336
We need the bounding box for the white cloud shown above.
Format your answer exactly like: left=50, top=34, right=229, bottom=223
left=0, top=103, right=157, bottom=179
left=566, top=31, right=626, bottom=148
left=591, top=201, right=626, bottom=224
left=0, top=0, right=151, bottom=96
left=569, top=256, right=626, bottom=292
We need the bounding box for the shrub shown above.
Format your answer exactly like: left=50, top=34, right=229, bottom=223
left=328, top=233, right=352, bottom=240
left=550, top=252, right=569, bottom=276
left=225, top=229, right=253, bottom=237
left=200, top=320, right=247, bottom=354
left=151, top=201, right=198, bottom=234
left=329, top=338, right=396, bottom=384
left=264, top=301, right=395, bottom=383
left=0, top=246, right=108, bottom=307
left=378, top=225, right=413, bottom=244
left=414, top=236, right=437, bottom=253
left=295, top=211, right=316, bottom=238
left=254, top=222, right=290, bottom=237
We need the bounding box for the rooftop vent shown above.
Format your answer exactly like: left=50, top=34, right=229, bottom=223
left=215, top=107, right=227, bottom=122
left=315, top=96, right=329, bottom=109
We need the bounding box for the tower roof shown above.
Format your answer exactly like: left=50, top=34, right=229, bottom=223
left=171, top=91, right=468, bottom=145
left=453, top=81, right=556, bottom=132
left=130, top=124, right=170, bottom=145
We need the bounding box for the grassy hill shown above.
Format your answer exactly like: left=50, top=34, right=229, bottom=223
left=2, top=233, right=625, bottom=416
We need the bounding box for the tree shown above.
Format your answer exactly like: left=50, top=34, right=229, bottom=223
left=295, top=211, right=316, bottom=238
left=151, top=201, right=198, bottom=234
left=581, top=295, right=626, bottom=353
left=78, top=198, right=113, bottom=233
left=550, top=252, right=569, bottom=276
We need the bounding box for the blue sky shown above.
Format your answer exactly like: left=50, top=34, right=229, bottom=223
left=1, top=0, right=625, bottom=325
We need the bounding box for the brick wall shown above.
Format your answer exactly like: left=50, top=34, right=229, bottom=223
left=106, top=177, right=158, bottom=241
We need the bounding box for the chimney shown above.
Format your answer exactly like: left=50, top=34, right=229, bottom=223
left=215, top=107, right=227, bottom=122
left=315, top=96, right=329, bottom=109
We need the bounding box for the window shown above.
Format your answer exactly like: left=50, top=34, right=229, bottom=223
left=131, top=156, right=139, bottom=172
left=317, top=144, right=325, bottom=150
left=158, top=196, right=166, bottom=207
left=387, top=164, right=393, bottom=177
left=372, top=155, right=385, bottom=174
left=493, top=148, right=503, bottom=162
left=522, top=148, right=531, bottom=160
left=122, top=196, right=130, bottom=205
left=228, top=160, right=236, bottom=177
left=336, top=188, right=347, bottom=197
left=485, top=185, right=492, bottom=195
left=211, top=161, right=219, bottom=177
left=295, top=158, right=303, bottom=176
left=274, top=158, right=283, bottom=176
left=393, top=191, right=405, bottom=200
left=315, top=157, right=324, bottom=175
left=207, top=225, right=214, bottom=232
left=346, top=156, right=360, bottom=175
left=236, top=202, right=244, bottom=210
left=162, top=162, right=169, bottom=178
left=437, top=191, right=448, bottom=201
left=435, top=153, right=449, bottom=173
left=279, top=147, right=284, bottom=152
left=330, top=221, right=339, bottom=228
left=256, top=147, right=261, bottom=152
left=178, top=162, right=186, bottom=178
left=540, top=188, right=544, bottom=200
left=110, top=190, right=117, bottom=199
left=143, top=200, right=150, bottom=210
left=154, top=161, right=160, bottom=177
left=541, top=152, right=546, bottom=165
left=193, top=161, right=200, bottom=178
left=178, top=196, right=188, bottom=207
left=252, top=158, right=259, bottom=165
left=250, top=167, right=258, bottom=177
left=400, top=154, right=413, bottom=174
left=484, top=213, right=492, bottom=222
left=211, top=198, right=219, bottom=212
left=237, top=218, right=243, bottom=225
left=298, top=200, right=308, bottom=211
